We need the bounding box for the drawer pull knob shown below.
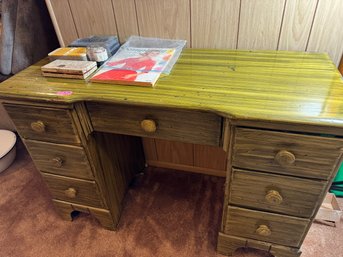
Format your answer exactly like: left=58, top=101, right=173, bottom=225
left=52, top=157, right=64, bottom=168
left=275, top=150, right=295, bottom=166
left=265, top=190, right=283, bottom=205
left=141, top=119, right=157, bottom=133
left=256, top=225, right=271, bottom=236
left=64, top=187, right=77, bottom=198
left=31, top=121, right=46, bottom=133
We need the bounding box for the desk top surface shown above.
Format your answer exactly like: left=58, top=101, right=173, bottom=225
left=1, top=49, right=343, bottom=129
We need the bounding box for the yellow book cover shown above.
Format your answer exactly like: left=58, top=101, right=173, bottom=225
left=48, top=47, right=87, bottom=60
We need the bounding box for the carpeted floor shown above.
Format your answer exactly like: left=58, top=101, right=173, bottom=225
left=0, top=143, right=342, bottom=257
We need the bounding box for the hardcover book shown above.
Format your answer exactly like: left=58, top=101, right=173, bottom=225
left=90, top=47, right=175, bottom=86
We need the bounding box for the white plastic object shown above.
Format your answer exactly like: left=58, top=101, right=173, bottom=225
left=0, top=130, right=17, bottom=173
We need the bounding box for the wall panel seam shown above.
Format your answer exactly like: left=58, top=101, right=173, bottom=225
left=133, top=0, right=141, bottom=36
left=66, top=0, right=80, bottom=38
left=189, top=0, right=192, bottom=47
left=235, top=0, right=242, bottom=49
left=277, top=0, right=288, bottom=50
left=305, top=0, right=320, bottom=51
left=110, top=0, right=120, bottom=40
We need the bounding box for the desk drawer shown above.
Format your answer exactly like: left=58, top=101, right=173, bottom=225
left=229, top=169, right=326, bottom=218
left=25, top=140, right=93, bottom=180
left=87, top=103, right=222, bottom=146
left=4, top=104, right=80, bottom=144
left=41, top=173, right=104, bottom=208
left=224, top=206, right=309, bottom=247
left=217, top=233, right=301, bottom=257
left=233, top=128, right=343, bottom=179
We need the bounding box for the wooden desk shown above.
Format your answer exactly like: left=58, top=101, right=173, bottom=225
left=1, top=49, right=343, bottom=257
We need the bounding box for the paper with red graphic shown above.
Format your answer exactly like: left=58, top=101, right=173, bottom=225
left=90, top=47, right=175, bottom=86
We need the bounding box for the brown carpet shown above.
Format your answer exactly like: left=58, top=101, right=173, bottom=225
left=0, top=143, right=342, bottom=257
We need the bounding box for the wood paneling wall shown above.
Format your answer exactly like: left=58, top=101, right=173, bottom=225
left=237, top=0, right=286, bottom=50
left=46, top=0, right=343, bottom=66
left=45, top=0, right=343, bottom=176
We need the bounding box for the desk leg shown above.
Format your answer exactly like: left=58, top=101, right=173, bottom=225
left=88, top=132, right=145, bottom=229
left=52, top=199, right=118, bottom=230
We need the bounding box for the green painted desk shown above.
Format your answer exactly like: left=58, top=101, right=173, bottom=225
left=1, top=49, right=343, bottom=256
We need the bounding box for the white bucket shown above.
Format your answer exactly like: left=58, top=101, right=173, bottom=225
left=0, top=130, right=17, bottom=173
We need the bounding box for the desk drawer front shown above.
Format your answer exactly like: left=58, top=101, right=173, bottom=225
left=233, top=128, right=343, bottom=179
left=229, top=169, right=326, bottom=218
left=87, top=103, right=222, bottom=146
left=4, top=104, right=80, bottom=144
left=217, top=233, right=301, bottom=257
left=224, top=206, right=309, bottom=247
left=25, top=140, right=93, bottom=180
left=41, top=173, right=104, bottom=208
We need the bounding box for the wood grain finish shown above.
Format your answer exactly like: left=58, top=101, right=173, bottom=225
left=46, top=0, right=78, bottom=46
left=237, top=0, right=285, bottom=50
left=1, top=47, right=343, bottom=256
left=155, top=139, right=194, bottom=166
left=83, top=132, right=145, bottom=229
left=278, top=0, right=318, bottom=51
left=217, top=233, right=301, bottom=257
left=25, top=140, right=94, bottom=180
left=2, top=50, right=342, bottom=133
left=4, top=104, right=80, bottom=145
left=146, top=160, right=226, bottom=177
left=87, top=103, right=222, bottom=146
left=233, top=128, right=343, bottom=179
left=307, top=0, right=343, bottom=65
left=93, top=132, right=145, bottom=205
left=41, top=172, right=104, bottom=208
left=224, top=206, right=309, bottom=247
left=111, top=0, right=139, bottom=43
left=135, top=0, right=190, bottom=44
left=143, top=139, right=228, bottom=175
left=52, top=199, right=117, bottom=230
left=194, top=144, right=227, bottom=171
left=46, top=0, right=343, bottom=66
left=229, top=169, right=326, bottom=218
left=142, top=138, right=158, bottom=161
left=191, top=0, right=240, bottom=48
left=68, top=0, right=118, bottom=38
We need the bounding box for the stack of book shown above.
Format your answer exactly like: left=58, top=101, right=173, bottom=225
left=41, top=60, right=97, bottom=79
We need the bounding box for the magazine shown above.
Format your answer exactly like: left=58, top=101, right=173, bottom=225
left=90, top=47, right=175, bottom=86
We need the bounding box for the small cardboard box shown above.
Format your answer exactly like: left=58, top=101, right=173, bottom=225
left=315, top=193, right=342, bottom=226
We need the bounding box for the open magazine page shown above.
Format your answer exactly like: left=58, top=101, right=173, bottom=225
left=90, top=47, right=175, bottom=86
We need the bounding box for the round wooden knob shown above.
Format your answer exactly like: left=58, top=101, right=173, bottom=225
left=30, top=121, right=46, bottom=133
left=265, top=190, right=283, bottom=205
left=256, top=225, right=271, bottom=236
left=64, top=187, right=77, bottom=198
left=51, top=157, right=64, bottom=168
left=275, top=150, right=295, bottom=166
left=140, top=119, right=157, bottom=133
